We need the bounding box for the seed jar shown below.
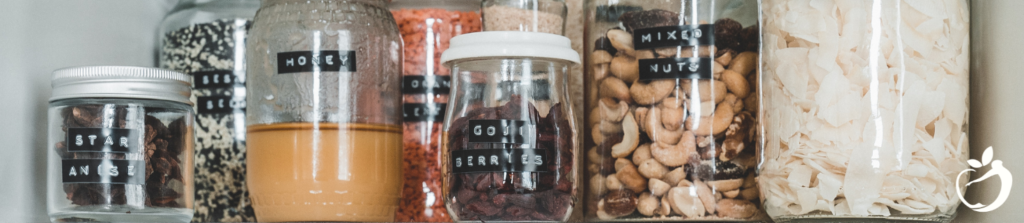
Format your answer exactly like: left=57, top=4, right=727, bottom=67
left=46, top=66, right=196, bottom=222
left=245, top=0, right=404, bottom=221
left=582, top=0, right=766, bottom=221
left=390, top=0, right=481, bottom=222
left=759, top=0, right=970, bottom=222
left=440, top=31, right=580, bottom=221
left=482, top=0, right=567, bottom=35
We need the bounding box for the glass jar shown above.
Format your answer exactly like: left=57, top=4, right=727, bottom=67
left=582, top=0, right=764, bottom=221
left=440, top=31, right=580, bottom=221
left=390, top=0, right=481, bottom=222
left=244, top=0, right=403, bottom=221
left=482, top=0, right=567, bottom=35
left=759, top=0, right=970, bottom=222
left=157, top=0, right=259, bottom=221
left=46, top=66, right=196, bottom=222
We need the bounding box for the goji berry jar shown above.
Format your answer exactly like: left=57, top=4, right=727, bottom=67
left=390, top=0, right=481, bottom=222
left=440, top=31, right=580, bottom=221
left=46, top=66, right=196, bottom=222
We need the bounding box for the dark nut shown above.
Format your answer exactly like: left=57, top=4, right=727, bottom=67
left=603, top=190, right=638, bottom=217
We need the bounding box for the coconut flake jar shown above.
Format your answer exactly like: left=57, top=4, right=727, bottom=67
left=759, top=0, right=970, bottom=222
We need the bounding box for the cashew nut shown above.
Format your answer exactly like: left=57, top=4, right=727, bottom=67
left=596, top=97, right=629, bottom=122
left=599, top=77, right=632, bottom=103
left=649, top=178, right=671, bottom=197
left=638, top=192, right=659, bottom=216
left=682, top=79, right=728, bottom=103
left=645, top=107, right=683, bottom=145
left=591, top=127, right=607, bottom=145
left=723, top=189, right=740, bottom=199
left=611, top=113, right=639, bottom=158
left=686, top=103, right=735, bottom=136
left=611, top=55, right=639, bottom=83
left=596, top=121, right=622, bottom=134
left=591, top=174, right=608, bottom=197
left=632, top=143, right=652, bottom=165
left=593, top=63, right=609, bottom=81
left=716, top=199, right=758, bottom=219
left=607, top=29, right=635, bottom=56
left=687, top=100, right=716, bottom=117
left=616, top=163, right=648, bottom=193
left=694, top=180, right=717, bottom=215
left=728, top=51, right=757, bottom=76
left=660, top=98, right=686, bottom=131
left=593, top=50, right=613, bottom=64
left=629, top=79, right=676, bottom=105
left=614, top=158, right=632, bottom=172
left=722, top=69, right=751, bottom=98
left=606, top=174, right=624, bottom=191
left=587, top=147, right=601, bottom=164
left=668, top=187, right=705, bottom=218
left=677, top=179, right=693, bottom=187
left=663, top=167, right=688, bottom=186
left=650, top=131, right=697, bottom=167
left=634, top=107, right=649, bottom=132
left=636, top=49, right=655, bottom=60
left=638, top=159, right=669, bottom=179
left=708, top=178, right=744, bottom=192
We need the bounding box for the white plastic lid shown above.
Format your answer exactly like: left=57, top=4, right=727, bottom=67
left=441, top=31, right=581, bottom=65
left=50, top=66, right=193, bottom=105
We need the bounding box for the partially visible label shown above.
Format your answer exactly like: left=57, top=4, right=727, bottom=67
left=633, top=24, right=715, bottom=50
left=638, top=57, right=714, bottom=80
left=62, top=159, right=146, bottom=184
left=403, top=75, right=451, bottom=94
left=193, top=70, right=244, bottom=89
left=403, top=103, right=446, bottom=122
left=467, top=119, right=535, bottom=144
left=496, top=79, right=551, bottom=101
left=67, top=128, right=140, bottom=153
left=198, top=96, right=246, bottom=114
left=277, top=50, right=357, bottom=74
left=451, top=148, right=552, bottom=173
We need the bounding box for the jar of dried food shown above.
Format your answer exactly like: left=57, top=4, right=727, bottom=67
left=583, top=0, right=765, bottom=221
left=244, top=0, right=403, bottom=221
left=390, top=0, right=481, bottom=222
left=158, top=0, right=258, bottom=221
left=46, top=66, right=195, bottom=222
left=759, top=0, right=970, bottom=222
left=440, top=31, right=580, bottom=221
left=482, top=0, right=567, bottom=35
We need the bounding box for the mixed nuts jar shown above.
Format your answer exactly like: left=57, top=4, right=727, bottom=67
left=440, top=31, right=580, bottom=221
left=583, top=0, right=765, bottom=221
left=759, top=0, right=970, bottom=222
left=46, top=66, right=195, bottom=222
left=391, top=0, right=481, bottom=222
left=482, top=0, right=567, bottom=35
left=157, top=0, right=259, bottom=221
left=244, top=0, right=403, bottom=221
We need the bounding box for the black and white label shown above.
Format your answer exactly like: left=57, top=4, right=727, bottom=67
left=67, top=128, right=140, bottom=153
left=403, top=103, right=446, bottom=122
left=62, top=159, right=146, bottom=184
left=193, top=70, right=244, bottom=89
left=198, top=96, right=246, bottom=114
left=638, top=57, right=714, bottom=80
left=496, top=79, right=550, bottom=101
left=403, top=75, right=451, bottom=94
left=633, top=24, right=714, bottom=50
left=451, top=148, right=552, bottom=173
left=467, top=120, right=535, bottom=144
left=277, top=50, right=357, bottom=74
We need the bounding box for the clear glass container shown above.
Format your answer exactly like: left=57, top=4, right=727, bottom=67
left=440, top=31, right=580, bottom=221
left=157, top=0, right=259, bottom=221
left=759, top=0, right=970, bottom=222
left=482, top=0, right=567, bottom=35
left=46, top=66, right=196, bottom=222
left=244, top=0, right=404, bottom=221
left=390, top=0, right=481, bottom=222
left=582, top=0, right=764, bottom=221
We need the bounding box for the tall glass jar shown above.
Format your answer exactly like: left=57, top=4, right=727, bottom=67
left=440, top=31, right=580, bottom=221
left=390, top=0, right=481, bottom=222
left=46, top=66, right=196, bottom=222
left=582, top=0, right=764, bottom=221
left=759, top=0, right=970, bottom=222
left=158, top=0, right=259, bottom=221
left=244, top=0, right=403, bottom=221
left=482, top=0, right=567, bottom=35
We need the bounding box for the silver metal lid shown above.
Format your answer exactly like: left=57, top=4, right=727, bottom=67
left=50, top=66, right=193, bottom=105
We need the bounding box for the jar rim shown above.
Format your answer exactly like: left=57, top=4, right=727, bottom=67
left=50, top=66, right=193, bottom=105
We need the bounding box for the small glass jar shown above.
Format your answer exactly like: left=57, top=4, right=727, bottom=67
left=583, top=0, right=765, bottom=221
left=482, top=0, right=567, bottom=35
left=759, top=0, right=970, bottom=222
left=390, top=0, right=481, bottom=222
left=440, top=31, right=580, bottom=221
left=158, top=0, right=259, bottom=221
left=46, top=66, right=196, bottom=222
left=245, top=0, right=404, bottom=221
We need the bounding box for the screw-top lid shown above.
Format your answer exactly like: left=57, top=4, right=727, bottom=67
left=50, top=66, right=193, bottom=105
left=441, top=31, right=580, bottom=65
